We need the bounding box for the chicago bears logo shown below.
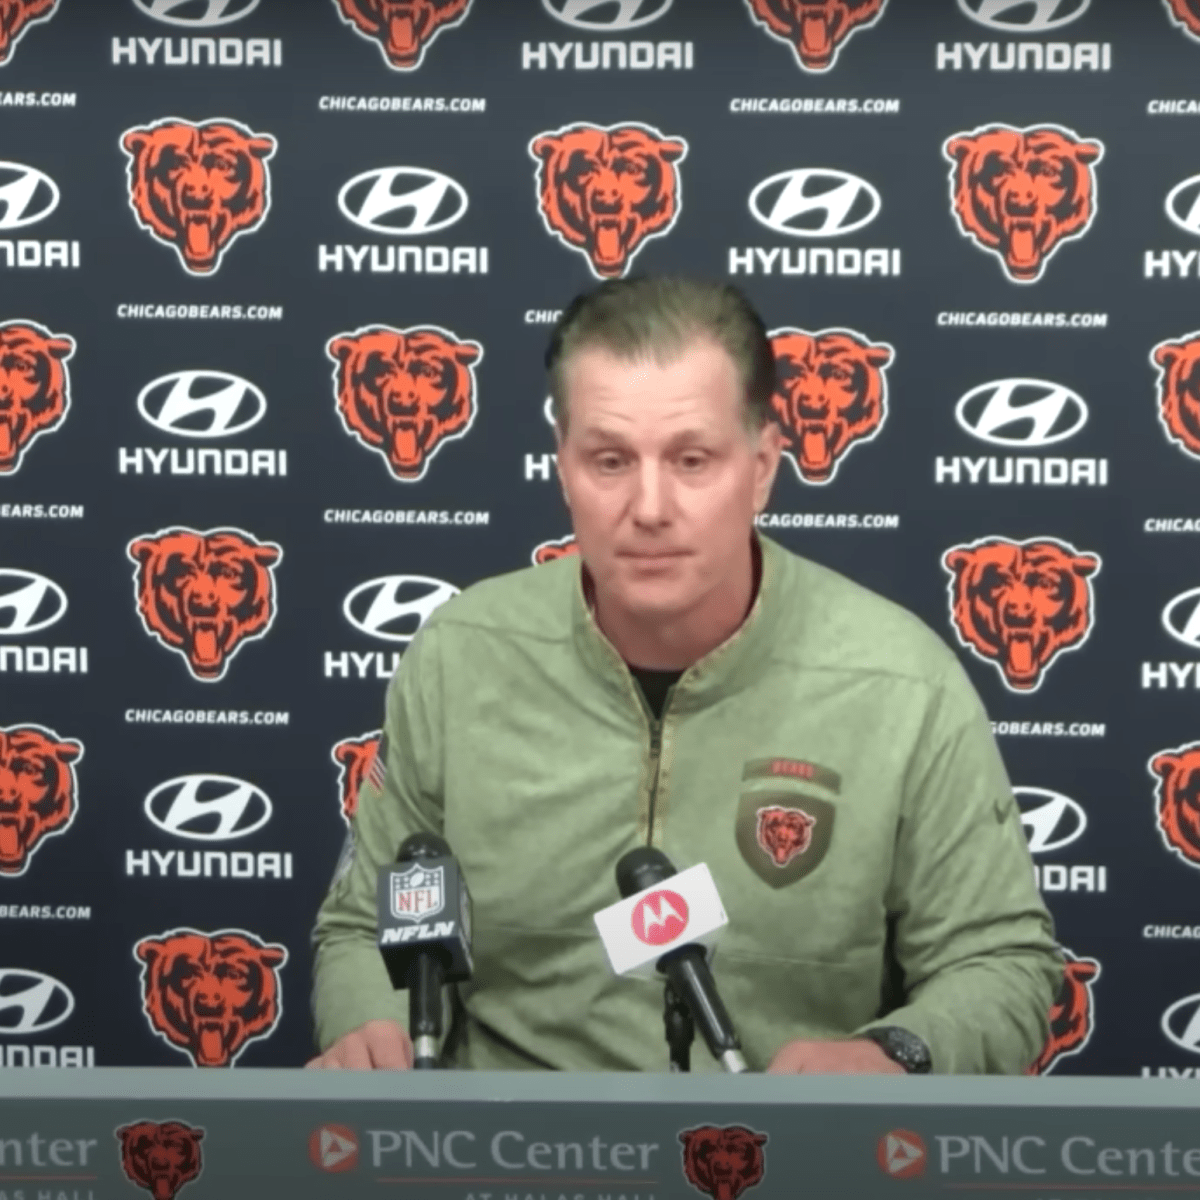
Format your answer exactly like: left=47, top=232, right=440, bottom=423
left=331, top=0, right=472, bottom=70
left=943, top=537, right=1100, bottom=693
left=0, top=320, right=74, bottom=475
left=0, top=0, right=58, bottom=66
left=117, top=1121, right=204, bottom=1200
left=0, top=723, right=81, bottom=878
left=768, top=327, right=893, bottom=485
left=1028, top=950, right=1099, bottom=1074
left=530, top=122, right=687, bottom=280
left=134, top=928, right=288, bottom=1067
left=743, top=0, right=887, bottom=72
left=1149, top=743, right=1200, bottom=867
left=127, top=527, right=282, bottom=682
left=1165, top=0, right=1200, bottom=40
left=1151, top=332, right=1200, bottom=460
left=327, top=325, right=482, bottom=482
left=680, top=1125, right=768, bottom=1200
left=756, top=805, right=815, bottom=867
left=532, top=536, right=579, bottom=565
left=121, top=117, right=276, bottom=276
left=944, top=124, right=1102, bottom=284
left=331, top=732, right=381, bottom=824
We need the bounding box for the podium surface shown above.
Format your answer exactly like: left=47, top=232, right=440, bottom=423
left=1, top=1070, right=1197, bottom=1199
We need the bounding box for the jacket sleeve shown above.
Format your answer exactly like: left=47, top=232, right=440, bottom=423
left=854, top=662, right=1063, bottom=1074
left=310, top=624, right=446, bottom=1051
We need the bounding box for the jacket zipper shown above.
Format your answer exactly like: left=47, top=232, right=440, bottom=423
left=646, top=719, right=663, bottom=846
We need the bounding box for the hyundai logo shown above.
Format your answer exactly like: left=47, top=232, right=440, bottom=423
left=541, top=0, right=673, bottom=31
left=955, top=378, right=1088, bottom=447
left=1166, top=174, right=1200, bottom=237
left=748, top=169, right=881, bottom=238
left=1162, top=993, right=1200, bottom=1055
left=132, top=0, right=262, bottom=27
left=0, top=162, right=59, bottom=231
left=338, top=168, right=468, bottom=237
left=137, top=371, right=267, bottom=439
left=343, top=576, right=459, bottom=644
left=956, top=0, right=1091, bottom=32
left=145, top=774, right=272, bottom=841
left=1162, top=587, right=1200, bottom=650
left=0, top=569, right=67, bottom=636
left=1014, top=787, right=1087, bottom=853
left=0, top=969, right=74, bottom=1035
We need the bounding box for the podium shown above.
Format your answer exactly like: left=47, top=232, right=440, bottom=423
left=1, top=1070, right=1198, bottom=1199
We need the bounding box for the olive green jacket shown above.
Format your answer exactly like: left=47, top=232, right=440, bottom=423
left=312, top=536, right=1061, bottom=1072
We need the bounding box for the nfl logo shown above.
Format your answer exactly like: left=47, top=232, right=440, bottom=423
left=390, top=863, right=445, bottom=923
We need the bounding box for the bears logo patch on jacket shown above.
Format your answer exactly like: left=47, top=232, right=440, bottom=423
left=530, top=122, right=687, bottom=279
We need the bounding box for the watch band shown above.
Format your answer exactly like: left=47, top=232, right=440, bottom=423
left=861, top=1025, right=933, bottom=1074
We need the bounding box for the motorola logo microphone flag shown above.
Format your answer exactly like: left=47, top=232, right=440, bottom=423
left=1014, top=788, right=1088, bottom=853
left=631, top=889, right=688, bottom=946
left=955, top=380, right=1088, bottom=448
left=0, top=969, right=74, bottom=1034
left=956, top=0, right=1091, bottom=32
left=337, top=167, right=469, bottom=237
left=144, top=775, right=272, bottom=842
left=0, top=162, right=59, bottom=230
left=133, top=0, right=262, bottom=25
left=343, top=576, right=459, bottom=643
left=0, top=569, right=67, bottom=635
left=541, top=0, right=673, bottom=30
left=748, top=169, right=881, bottom=238
left=137, top=372, right=267, bottom=439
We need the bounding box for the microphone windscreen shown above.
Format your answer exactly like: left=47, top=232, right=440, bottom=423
left=616, top=846, right=676, bottom=898
left=397, top=831, right=452, bottom=863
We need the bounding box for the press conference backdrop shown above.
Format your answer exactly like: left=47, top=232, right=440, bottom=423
left=1, top=0, right=1199, bottom=1075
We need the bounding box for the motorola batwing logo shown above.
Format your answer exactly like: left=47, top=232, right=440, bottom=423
left=1162, top=588, right=1200, bottom=651
left=955, top=379, right=1088, bottom=447
left=748, top=169, right=881, bottom=238
left=956, top=0, right=1091, bottom=31
left=337, top=168, right=468, bottom=237
left=0, top=162, right=59, bottom=231
left=343, top=576, right=460, bottom=644
left=0, top=569, right=67, bottom=636
left=0, top=969, right=74, bottom=1035
left=1166, top=174, right=1200, bottom=237
left=541, top=0, right=673, bottom=31
left=1014, top=787, right=1087, bottom=853
left=144, top=775, right=272, bottom=842
left=1162, top=993, right=1200, bottom=1055
left=132, top=0, right=262, bottom=26
left=137, top=371, right=267, bottom=439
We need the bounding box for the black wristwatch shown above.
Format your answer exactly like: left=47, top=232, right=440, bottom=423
left=861, top=1026, right=932, bottom=1074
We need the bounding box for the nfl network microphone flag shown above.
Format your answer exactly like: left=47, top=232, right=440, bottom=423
left=376, top=855, right=473, bottom=986
left=593, top=863, right=728, bottom=978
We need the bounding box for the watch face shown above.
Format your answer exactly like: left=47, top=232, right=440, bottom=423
left=872, top=1026, right=932, bottom=1072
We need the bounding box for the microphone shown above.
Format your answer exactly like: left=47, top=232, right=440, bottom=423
left=604, top=847, right=747, bottom=1074
left=376, top=832, right=473, bottom=1069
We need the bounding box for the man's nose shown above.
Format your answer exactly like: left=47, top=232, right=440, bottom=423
left=630, top=459, right=670, bottom=526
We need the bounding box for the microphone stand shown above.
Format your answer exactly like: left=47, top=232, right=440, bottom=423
left=663, top=980, right=694, bottom=1072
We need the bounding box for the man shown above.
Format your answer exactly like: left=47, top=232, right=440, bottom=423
left=310, top=277, right=1060, bottom=1073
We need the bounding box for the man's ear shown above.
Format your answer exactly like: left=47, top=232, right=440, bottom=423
left=753, top=419, right=783, bottom=513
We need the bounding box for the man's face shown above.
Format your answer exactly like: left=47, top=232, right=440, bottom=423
left=556, top=338, right=781, bottom=623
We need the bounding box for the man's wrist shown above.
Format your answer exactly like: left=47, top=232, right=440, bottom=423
left=859, top=1026, right=933, bottom=1074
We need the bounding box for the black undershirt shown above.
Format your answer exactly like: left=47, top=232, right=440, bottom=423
left=628, top=665, right=684, bottom=721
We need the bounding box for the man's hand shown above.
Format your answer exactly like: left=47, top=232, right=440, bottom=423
left=766, top=1038, right=905, bottom=1075
left=306, top=1020, right=413, bottom=1070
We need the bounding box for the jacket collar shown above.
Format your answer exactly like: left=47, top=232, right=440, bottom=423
left=570, top=534, right=789, bottom=714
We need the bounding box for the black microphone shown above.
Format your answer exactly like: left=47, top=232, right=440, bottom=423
left=376, top=832, right=473, bottom=1069
left=616, top=847, right=747, bottom=1074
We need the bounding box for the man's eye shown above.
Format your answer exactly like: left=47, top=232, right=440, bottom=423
left=678, top=453, right=708, bottom=471
left=594, top=453, right=625, bottom=472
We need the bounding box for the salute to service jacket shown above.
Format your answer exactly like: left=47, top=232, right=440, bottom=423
left=312, top=535, right=1061, bottom=1073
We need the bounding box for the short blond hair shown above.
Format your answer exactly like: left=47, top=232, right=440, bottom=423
left=545, top=276, right=776, bottom=432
